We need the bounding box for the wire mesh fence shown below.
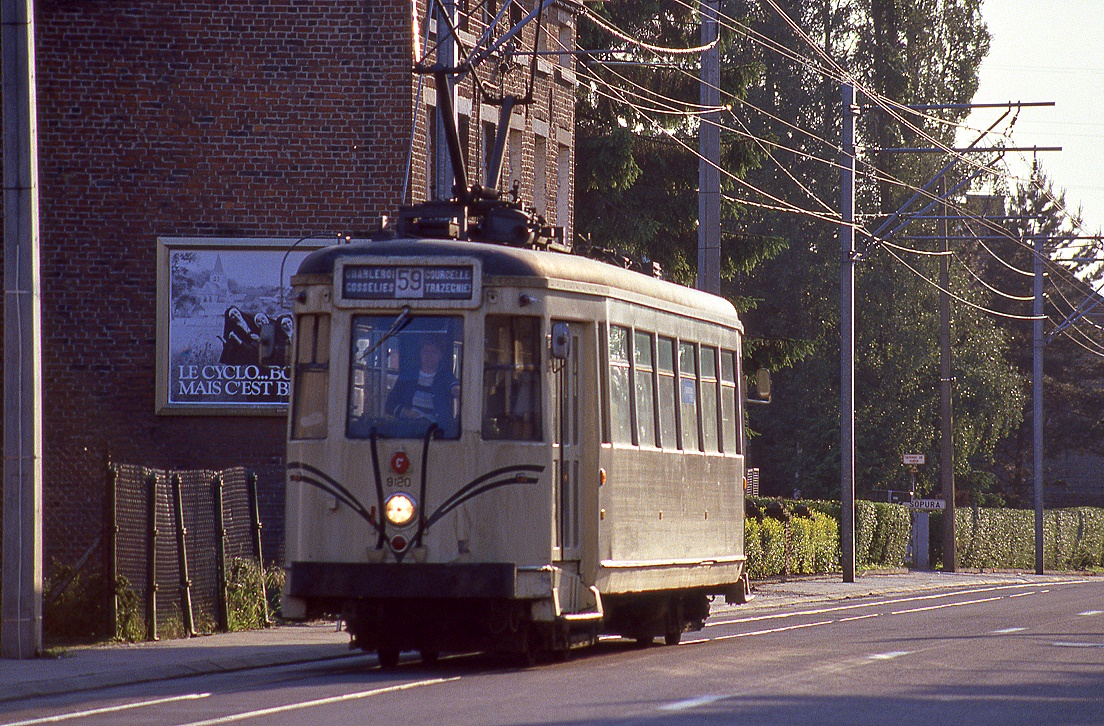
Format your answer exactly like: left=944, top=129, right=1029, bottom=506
left=107, top=465, right=268, bottom=640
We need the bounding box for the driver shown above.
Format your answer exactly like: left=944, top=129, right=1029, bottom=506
left=386, top=337, right=460, bottom=428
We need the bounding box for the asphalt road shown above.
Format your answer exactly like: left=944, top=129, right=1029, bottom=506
left=2, top=578, right=1101, bottom=725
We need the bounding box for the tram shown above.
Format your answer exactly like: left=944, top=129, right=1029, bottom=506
left=280, top=228, right=753, bottom=664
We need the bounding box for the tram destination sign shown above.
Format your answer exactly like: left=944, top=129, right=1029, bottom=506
left=343, top=263, right=475, bottom=301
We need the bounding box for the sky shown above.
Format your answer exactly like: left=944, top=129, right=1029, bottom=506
left=966, top=1, right=1104, bottom=237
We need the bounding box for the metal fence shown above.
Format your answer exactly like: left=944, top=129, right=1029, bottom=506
left=106, top=465, right=267, bottom=640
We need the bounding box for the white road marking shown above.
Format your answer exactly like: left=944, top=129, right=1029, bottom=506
left=868, top=651, right=912, bottom=661
left=1052, top=642, right=1104, bottom=648
left=1078, top=610, right=1102, bottom=616
left=1009, top=592, right=1034, bottom=598
left=992, top=627, right=1026, bottom=634
left=659, top=695, right=725, bottom=711
left=891, top=595, right=1004, bottom=615
left=706, top=582, right=1076, bottom=629
left=1, top=693, right=211, bottom=726
left=839, top=613, right=880, bottom=623
left=679, top=637, right=711, bottom=645
left=713, top=619, right=833, bottom=641
left=173, top=677, right=459, bottom=726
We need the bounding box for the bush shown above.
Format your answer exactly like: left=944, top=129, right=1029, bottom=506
left=226, top=558, right=285, bottom=631
left=43, top=563, right=108, bottom=641
left=949, top=506, right=1104, bottom=571
left=744, top=500, right=840, bottom=578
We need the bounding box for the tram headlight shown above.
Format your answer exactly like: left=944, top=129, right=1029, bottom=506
left=384, top=492, right=417, bottom=528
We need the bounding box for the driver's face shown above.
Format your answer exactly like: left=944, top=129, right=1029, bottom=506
left=420, top=342, right=442, bottom=371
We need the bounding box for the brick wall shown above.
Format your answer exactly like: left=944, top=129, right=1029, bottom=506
left=2, top=0, right=575, bottom=574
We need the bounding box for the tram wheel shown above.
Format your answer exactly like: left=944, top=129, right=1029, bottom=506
left=664, top=630, right=682, bottom=646
left=378, top=647, right=400, bottom=669
left=419, top=649, right=440, bottom=665
left=634, top=636, right=653, bottom=648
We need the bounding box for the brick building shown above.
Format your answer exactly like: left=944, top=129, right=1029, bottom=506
left=3, top=0, right=577, bottom=575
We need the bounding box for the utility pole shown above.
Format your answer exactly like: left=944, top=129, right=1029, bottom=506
left=1032, top=232, right=1044, bottom=575
left=435, top=0, right=458, bottom=201
left=2, top=0, right=44, bottom=659
left=840, top=83, right=856, bottom=583
left=697, top=0, right=720, bottom=294
left=939, top=179, right=956, bottom=572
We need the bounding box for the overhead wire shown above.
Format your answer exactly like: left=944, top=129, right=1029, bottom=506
left=579, top=0, right=1100, bottom=335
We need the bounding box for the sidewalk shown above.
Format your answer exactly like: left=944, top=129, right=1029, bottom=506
left=0, top=621, right=357, bottom=704
left=0, top=570, right=1088, bottom=704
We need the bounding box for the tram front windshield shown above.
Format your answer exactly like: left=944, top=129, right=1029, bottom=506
left=347, top=315, right=463, bottom=440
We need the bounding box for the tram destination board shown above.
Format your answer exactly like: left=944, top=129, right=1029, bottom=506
left=343, top=264, right=475, bottom=301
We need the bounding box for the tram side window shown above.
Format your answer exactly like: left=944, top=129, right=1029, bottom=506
left=701, top=347, right=720, bottom=452
left=608, top=325, right=634, bottom=444
left=657, top=337, right=677, bottom=449
left=720, top=349, right=740, bottom=454
left=678, top=342, right=700, bottom=451
left=291, top=313, right=331, bottom=440
left=482, top=316, right=543, bottom=441
left=634, top=331, right=658, bottom=447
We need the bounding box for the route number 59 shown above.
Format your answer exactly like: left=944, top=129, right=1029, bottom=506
left=395, top=267, right=424, bottom=298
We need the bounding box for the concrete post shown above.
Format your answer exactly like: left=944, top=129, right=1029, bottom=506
left=2, top=0, right=44, bottom=659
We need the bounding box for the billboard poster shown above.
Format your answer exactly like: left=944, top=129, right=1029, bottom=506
left=156, top=237, right=330, bottom=415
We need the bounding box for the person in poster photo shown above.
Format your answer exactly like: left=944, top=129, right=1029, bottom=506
left=219, top=305, right=260, bottom=365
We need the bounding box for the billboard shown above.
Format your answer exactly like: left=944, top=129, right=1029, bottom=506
left=155, top=237, right=330, bottom=415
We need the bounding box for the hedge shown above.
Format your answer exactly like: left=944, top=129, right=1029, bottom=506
left=954, top=506, right=1104, bottom=570
left=745, top=498, right=1104, bottom=578
left=744, top=497, right=907, bottom=578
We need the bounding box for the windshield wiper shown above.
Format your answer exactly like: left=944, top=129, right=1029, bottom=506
left=357, top=306, right=412, bottom=363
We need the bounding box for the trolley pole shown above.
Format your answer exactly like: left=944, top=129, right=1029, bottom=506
left=697, top=0, right=720, bottom=295
left=434, top=0, right=458, bottom=201
left=2, top=0, right=44, bottom=660
left=840, top=83, right=856, bottom=583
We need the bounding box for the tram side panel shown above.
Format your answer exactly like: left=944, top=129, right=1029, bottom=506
left=592, top=303, right=747, bottom=598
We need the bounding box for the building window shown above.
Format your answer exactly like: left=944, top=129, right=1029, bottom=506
left=533, top=135, right=547, bottom=215
left=458, top=113, right=470, bottom=176
left=556, top=144, right=570, bottom=226
left=483, top=0, right=498, bottom=30
left=457, top=0, right=470, bottom=32
left=508, top=128, right=523, bottom=197
left=558, top=22, right=572, bottom=67
left=426, top=105, right=437, bottom=200
left=482, top=120, right=497, bottom=187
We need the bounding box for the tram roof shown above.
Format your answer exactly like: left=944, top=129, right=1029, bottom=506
left=297, top=237, right=741, bottom=325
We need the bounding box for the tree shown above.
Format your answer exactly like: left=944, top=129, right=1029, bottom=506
left=574, top=0, right=771, bottom=287
left=970, top=174, right=1104, bottom=506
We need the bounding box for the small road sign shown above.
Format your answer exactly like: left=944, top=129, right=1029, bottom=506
left=908, top=498, right=946, bottom=511
left=903, top=454, right=925, bottom=466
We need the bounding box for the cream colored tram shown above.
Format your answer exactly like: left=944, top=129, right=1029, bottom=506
left=282, top=236, right=749, bottom=665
